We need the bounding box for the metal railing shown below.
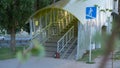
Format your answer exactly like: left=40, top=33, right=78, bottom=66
left=57, top=26, right=74, bottom=55
left=33, top=23, right=53, bottom=43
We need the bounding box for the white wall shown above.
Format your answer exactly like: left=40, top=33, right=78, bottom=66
left=62, top=0, right=113, bottom=60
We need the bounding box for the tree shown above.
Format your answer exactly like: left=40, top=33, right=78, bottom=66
left=34, top=0, right=60, bottom=11
left=34, top=0, right=52, bottom=11
left=0, top=0, right=34, bottom=52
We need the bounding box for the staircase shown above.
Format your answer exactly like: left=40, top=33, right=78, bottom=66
left=59, top=18, right=78, bottom=36
left=43, top=18, right=78, bottom=59
left=61, top=38, right=77, bottom=59
left=44, top=35, right=60, bottom=57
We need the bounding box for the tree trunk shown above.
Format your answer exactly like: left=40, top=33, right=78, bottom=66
left=53, top=0, right=56, bottom=3
left=35, top=0, right=40, bottom=11
left=10, top=26, right=16, bottom=52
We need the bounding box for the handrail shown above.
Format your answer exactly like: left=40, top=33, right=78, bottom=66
left=61, top=38, right=77, bottom=58
left=34, top=23, right=52, bottom=36
left=32, top=23, right=53, bottom=43
left=32, top=12, right=74, bottom=41
left=32, top=17, right=74, bottom=43
left=57, top=26, right=74, bottom=54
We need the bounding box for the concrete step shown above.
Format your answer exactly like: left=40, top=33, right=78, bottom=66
left=44, top=19, right=78, bottom=58
left=44, top=43, right=57, bottom=47
left=46, top=36, right=61, bottom=43
left=45, top=46, right=57, bottom=52
left=45, top=39, right=58, bottom=43
left=45, top=51, right=55, bottom=57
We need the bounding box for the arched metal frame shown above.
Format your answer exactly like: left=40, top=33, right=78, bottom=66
left=28, top=7, right=91, bottom=60
left=29, top=8, right=76, bottom=41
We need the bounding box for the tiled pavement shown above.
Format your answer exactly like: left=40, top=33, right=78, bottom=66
left=0, top=57, right=119, bottom=68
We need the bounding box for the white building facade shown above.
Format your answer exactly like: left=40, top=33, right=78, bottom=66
left=27, top=0, right=114, bottom=60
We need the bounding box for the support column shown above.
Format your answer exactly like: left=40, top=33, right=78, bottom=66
left=29, top=19, right=33, bottom=39
left=76, top=22, right=80, bottom=60
left=33, top=20, right=36, bottom=34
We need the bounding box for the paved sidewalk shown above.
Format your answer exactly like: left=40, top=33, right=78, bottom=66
left=0, top=57, right=119, bottom=68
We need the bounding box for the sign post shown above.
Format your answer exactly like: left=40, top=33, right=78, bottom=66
left=86, top=6, right=97, bottom=63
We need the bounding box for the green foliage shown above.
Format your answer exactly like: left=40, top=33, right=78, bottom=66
left=35, top=0, right=53, bottom=10
left=82, top=0, right=88, bottom=2
left=100, top=9, right=106, bottom=13
left=0, top=48, right=15, bottom=60
left=115, top=38, right=120, bottom=50
left=106, top=8, right=109, bottom=11
left=109, top=9, right=113, bottom=12
left=92, top=31, right=102, bottom=44
left=94, top=4, right=100, bottom=8
left=113, top=51, right=120, bottom=60
left=16, top=51, right=31, bottom=63
left=0, top=47, right=24, bottom=60
left=86, top=61, right=95, bottom=64
left=113, top=38, right=120, bottom=60
left=100, top=9, right=113, bottom=13
left=40, top=0, right=51, bottom=7
left=16, top=39, right=45, bottom=62
left=31, top=39, right=45, bottom=57
left=0, top=0, right=34, bottom=30
left=0, top=0, right=35, bottom=51
left=79, top=49, right=104, bottom=61
left=106, top=9, right=113, bottom=12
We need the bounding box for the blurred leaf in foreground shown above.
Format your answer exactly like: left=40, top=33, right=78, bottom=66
left=92, top=31, right=102, bottom=44
left=16, top=51, right=31, bottom=63
left=114, top=38, right=120, bottom=52
left=16, top=39, right=45, bottom=62
left=31, top=39, right=45, bottom=58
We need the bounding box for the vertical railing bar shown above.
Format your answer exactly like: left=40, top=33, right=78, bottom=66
left=57, top=26, right=74, bottom=53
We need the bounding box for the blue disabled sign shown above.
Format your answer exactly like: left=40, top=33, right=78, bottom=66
left=86, top=7, right=97, bottom=19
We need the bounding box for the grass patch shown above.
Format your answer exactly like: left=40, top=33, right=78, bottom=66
left=0, top=47, right=25, bottom=60
left=79, top=49, right=104, bottom=62
left=86, top=61, right=95, bottom=64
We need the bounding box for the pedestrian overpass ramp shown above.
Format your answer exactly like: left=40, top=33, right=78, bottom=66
left=28, top=8, right=81, bottom=59
left=26, top=0, right=108, bottom=60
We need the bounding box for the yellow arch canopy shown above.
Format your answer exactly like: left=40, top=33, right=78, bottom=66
left=29, top=0, right=111, bottom=25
